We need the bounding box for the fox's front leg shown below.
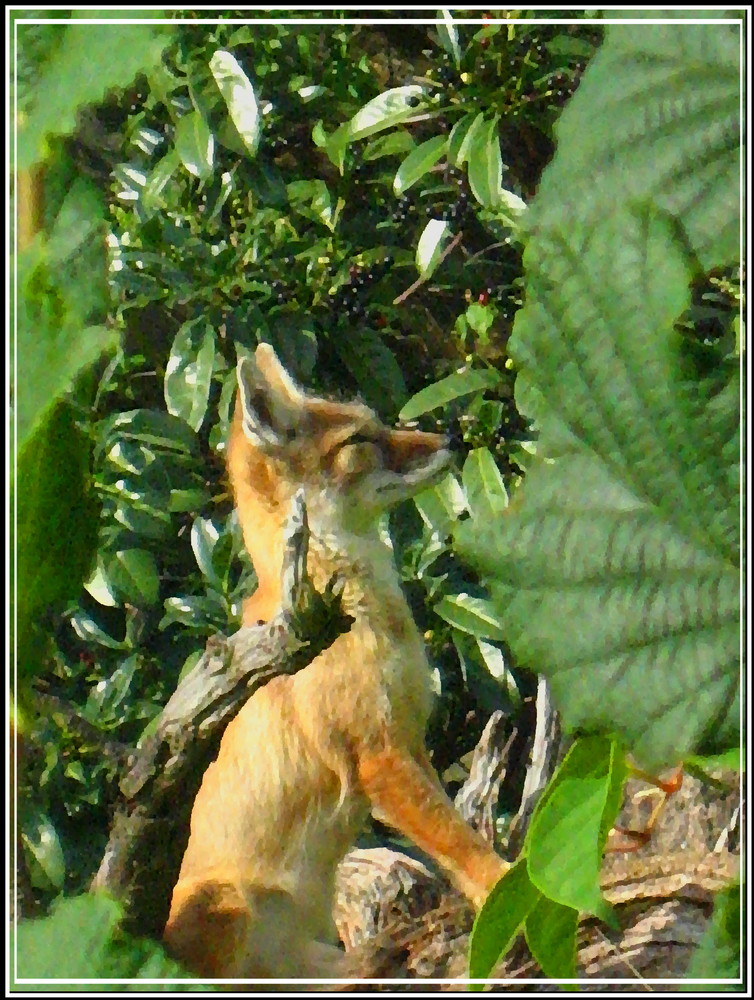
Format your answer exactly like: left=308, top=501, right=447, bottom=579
left=357, top=744, right=509, bottom=909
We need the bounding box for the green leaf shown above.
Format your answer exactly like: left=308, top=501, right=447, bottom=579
left=468, top=116, right=503, bottom=211
left=546, top=35, right=596, bottom=59
left=160, top=593, right=228, bottom=632
left=415, top=218, right=451, bottom=279
left=400, top=368, right=502, bottom=421
left=322, top=122, right=350, bottom=174
left=83, top=562, right=120, bottom=608
left=140, top=149, right=180, bottom=212
left=20, top=810, right=66, bottom=891
left=17, top=22, right=170, bottom=168
left=434, top=593, right=507, bottom=641
left=362, top=130, right=415, bottom=161
left=462, top=448, right=508, bottom=519
left=465, top=301, right=495, bottom=337
left=191, top=517, right=221, bottom=589
left=70, top=610, right=127, bottom=649
left=164, top=319, right=216, bottom=432
left=468, top=859, right=541, bottom=987
left=17, top=223, right=118, bottom=448
left=17, top=401, right=99, bottom=678
left=105, top=549, right=160, bottom=608
left=287, top=179, right=338, bottom=231
left=334, top=328, right=407, bottom=417
left=467, top=450, right=741, bottom=769
left=86, top=654, right=139, bottom=721
left=347, top=85, right=426, bottom=142
left=167, top=487, right=210, bottom=513
left=174, top=111, right=214, bottom=181
left=525, top=737, right=625, bottom=923
left=436, top=10, right=462, bottom=66
left=524, top=896, right=579, bottom=982
left=113, top=502, right=173, bottom=541
left=11, top=893, right=211, bottom=988
left=413, top=473, right=468, bottom=540
left=46, top=177, right=104, bottom=265
left=533, top=22, right=740, bottom=269
left=96, top=409, right=198, bottom=457
left=448, top=111, right=486, bottom=168
left=684, top=881, right=741, bottom=988
left=210, top=49, right=261, bottom=158
left=393, top=135, right=448, bottom=197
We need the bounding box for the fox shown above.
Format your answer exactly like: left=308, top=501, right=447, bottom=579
left=163, top=343, right=509, bottom=983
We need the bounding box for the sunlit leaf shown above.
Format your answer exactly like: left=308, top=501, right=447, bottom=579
left=400, top=368, right=502, bottom=421
left=393, top=135, right=447, bottom=196
left=174, top=110, right=214, bottom=180
left=210, top=49, right=261, bottom=158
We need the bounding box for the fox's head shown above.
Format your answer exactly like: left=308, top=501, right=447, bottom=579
left=229, top=344, right=450, bottom=526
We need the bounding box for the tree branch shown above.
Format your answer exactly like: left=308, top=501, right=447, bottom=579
left=90, top=491, right=353, bottom=940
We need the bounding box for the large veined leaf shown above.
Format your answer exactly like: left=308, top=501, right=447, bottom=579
left=16, top=180, right=118, bottom=448
left=532, top=22, right=741, bottom=270
left=517, top=208, right=738, bottom=562
left=456, top=208, right=740, bottom=770
left=17, top=401, right=100, bottom=678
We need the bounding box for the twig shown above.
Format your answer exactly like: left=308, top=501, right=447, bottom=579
left=453, top=711, right=515, bottom=846
left=506, top=675, right=561, bottom=855
left=466, top=240, right=515, bottom=265
left=393, top=230, right=464, bottom=306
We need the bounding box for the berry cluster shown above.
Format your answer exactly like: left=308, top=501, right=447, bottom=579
left=546, top=65, right=586, bottom=105
left=472, top=286, right=518, bottom=321
left=426, top=50, right=457, bottom=94
left=441, top=166, right=471, bottom=225
left=391, top=195, right=415, bottom=225
left=328, top=256, right=394, bottom=320
left=268, top=135, right=290, bottom=156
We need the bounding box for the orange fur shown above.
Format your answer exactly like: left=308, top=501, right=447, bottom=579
left=164, top=345, right=509, bottom=984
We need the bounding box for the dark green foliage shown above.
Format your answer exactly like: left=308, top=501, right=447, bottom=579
left=12, top=11, right=741, bottom=987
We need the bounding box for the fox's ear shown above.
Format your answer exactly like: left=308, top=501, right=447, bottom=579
left=236, top=345, right=303, bottom=449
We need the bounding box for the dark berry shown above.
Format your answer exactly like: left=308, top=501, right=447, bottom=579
left=406, top=95, right=422, bottom=108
